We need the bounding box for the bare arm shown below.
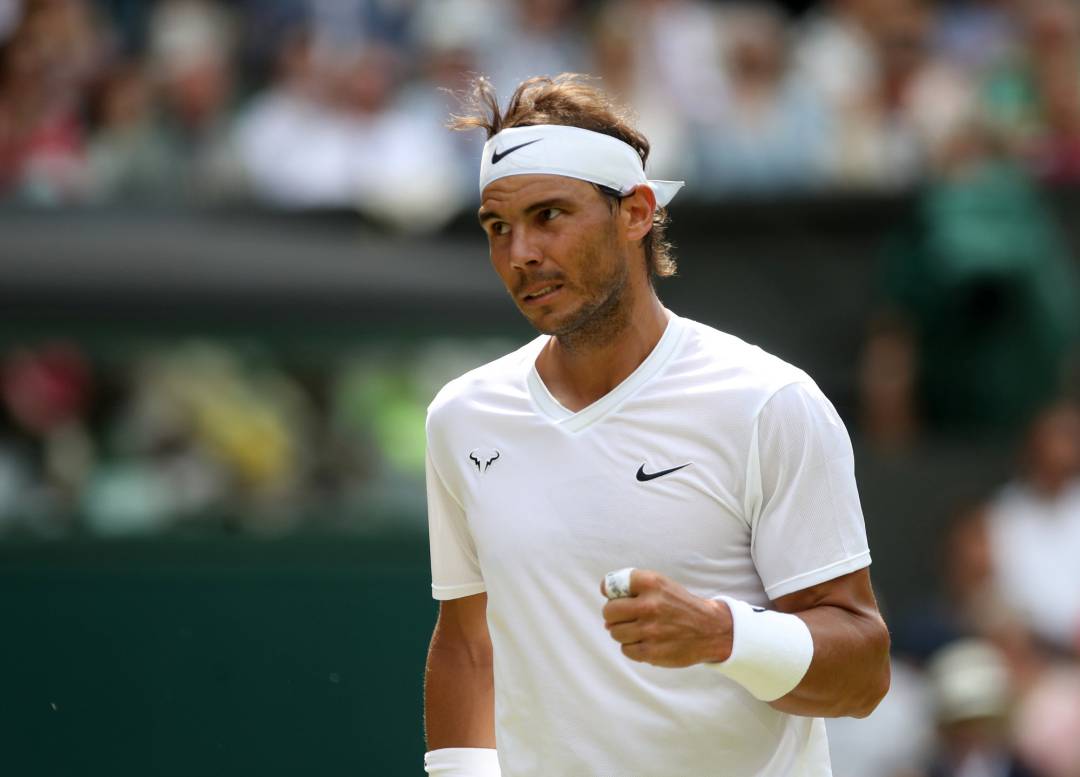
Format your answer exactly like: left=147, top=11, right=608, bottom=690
left=601, top=568, right=890, bottom=719
left=424, top=592, right=496, bottom=750
left=768, top=568, right=891, bottom=718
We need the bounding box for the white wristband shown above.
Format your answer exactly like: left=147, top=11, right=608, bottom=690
left=708, top=596, right=814, bottom=702
left=424, top=748, right=501, bottom=776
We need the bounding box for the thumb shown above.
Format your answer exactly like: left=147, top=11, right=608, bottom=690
left=602, top=567, right=637, bottom=600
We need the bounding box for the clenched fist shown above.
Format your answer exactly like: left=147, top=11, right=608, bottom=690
left=600, top=569, right=734, bottom=668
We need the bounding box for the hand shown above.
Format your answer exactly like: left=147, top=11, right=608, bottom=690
left=600, top=569, right=734, bottom=668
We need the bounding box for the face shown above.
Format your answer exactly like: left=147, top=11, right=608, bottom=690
left=478, top=174, right=640, bottom=338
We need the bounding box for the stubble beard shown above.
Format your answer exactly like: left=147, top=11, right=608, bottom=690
left=534, top=242, right=633, bottom=354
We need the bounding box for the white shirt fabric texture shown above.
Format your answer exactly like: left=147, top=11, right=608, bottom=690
left=425, top=314, right=872, bottom=777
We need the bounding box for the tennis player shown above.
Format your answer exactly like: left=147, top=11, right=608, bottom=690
left=423, top=74, right=890, bottom=777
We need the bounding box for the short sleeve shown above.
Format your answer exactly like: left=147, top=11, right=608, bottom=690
left=747, top=381, right=871, bottom=600
left=426, top=447, right=486, bottom=600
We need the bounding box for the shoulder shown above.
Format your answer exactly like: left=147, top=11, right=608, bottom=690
left=675, top=316, right=817, bottom=416
left=427, top=336, right=544, bottom=433
left=672, top=317, right=846, bottom=445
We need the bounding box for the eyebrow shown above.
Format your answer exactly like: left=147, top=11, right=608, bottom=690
left=477, top=198, right=571, bottom=225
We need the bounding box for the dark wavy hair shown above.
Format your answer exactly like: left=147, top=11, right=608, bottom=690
left=450, top=74, right=677, bottom=279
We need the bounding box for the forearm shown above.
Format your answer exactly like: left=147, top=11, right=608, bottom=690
left=600, top=567, right=890, bottom=720
left=424, top=640, right=496, bottom=749
left=767, top=605, right=891, bottom=718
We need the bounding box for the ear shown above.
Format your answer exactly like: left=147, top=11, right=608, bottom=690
left=621, top=184, right=656, bottom=243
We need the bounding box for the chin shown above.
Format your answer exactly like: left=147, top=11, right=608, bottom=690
left=519, top=305, right=566, bottom=336
left=532, top=308, right=594, bottom=338
left=523, top=313, right=562, bottom=337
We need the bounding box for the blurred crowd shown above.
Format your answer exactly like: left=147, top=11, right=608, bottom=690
left=829, top=402, right=1080, bottom=777
left=5, top=0, right=1080, bottom=225
left=0, top=337, right=516, bottom=538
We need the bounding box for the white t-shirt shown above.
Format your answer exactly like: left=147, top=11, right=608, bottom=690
left=426, top=314, right=872, bottom=777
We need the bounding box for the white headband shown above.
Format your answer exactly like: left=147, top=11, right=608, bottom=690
left=479, top=125, right=684, bottom=207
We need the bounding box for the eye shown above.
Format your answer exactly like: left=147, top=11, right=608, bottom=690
left=490, top=221, right=510, bottom=236
left=541, top=208, right=563, bottom=222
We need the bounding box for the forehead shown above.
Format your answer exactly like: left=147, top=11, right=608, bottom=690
left=479, top=174, right=599, bottom=215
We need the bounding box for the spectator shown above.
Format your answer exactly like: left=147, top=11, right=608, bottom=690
left=405, top=0, right=496, bottom=201
left=981, top=0, right=1080, bottom=182
left=322, top=41, right=461, bottom=229
left=894, top=504, right=999, bottom=664
left=478, top=0, right=589, bottom=100
left=84, top=59, right=179, bottom=201
left=857, top=313, right=921, bottom=453
left=0, top=0, right=21, bottom=41
left=1013, top=665, right=1080, bottom=777
left=232, top=20, right=343, bottom=207
left=694, top=2, right=832, bottom=196
left=985, top=402, right=1080, bottom=653
left=147, top=0, right=244, bottom=201
left=796, top=0, right=976, bottom=188
left=0, top=0, right=107, bottom=202
left=0, top=342, right=95, bottom=535
left=306, top=0, right=414, bottom=52
left=234, top=30, right=461, bottom=228
left=593, top=0, right=721, bottom=181
left=880, top=153, right=1079, bottom=434
left=925, top=639, right=1039, bottom=777
left=934, top=0, right=1019, bottom=76
left=794, top=0, right=879, bottom=113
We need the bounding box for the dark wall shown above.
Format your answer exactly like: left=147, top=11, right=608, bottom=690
left=2, top=538, right=435, bottom=777
left=0, top=196, right=910, bottom=416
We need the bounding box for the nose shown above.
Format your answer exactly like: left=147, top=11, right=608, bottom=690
left=508, top=226, right=542, bottom=270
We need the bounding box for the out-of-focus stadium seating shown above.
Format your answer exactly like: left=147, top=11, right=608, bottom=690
left=4, top=0, right=1080, bottom=216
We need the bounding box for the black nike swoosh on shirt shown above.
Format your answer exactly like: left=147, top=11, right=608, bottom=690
left=491, top=139, right=541, bottom=165
left=636, top=463, right=692, bottom=482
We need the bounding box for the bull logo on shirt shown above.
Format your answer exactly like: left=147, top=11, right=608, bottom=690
left=469, top=448, right=500, bottom=473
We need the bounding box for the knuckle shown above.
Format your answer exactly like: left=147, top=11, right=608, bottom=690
left=638, top=570, right=658, bottom=589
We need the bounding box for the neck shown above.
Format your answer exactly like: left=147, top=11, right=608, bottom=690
left=536, top=288, right=670, bottom=413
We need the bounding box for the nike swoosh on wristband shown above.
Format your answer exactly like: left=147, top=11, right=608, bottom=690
left=636, top=463, right=692, bottom=482
left=491, top=139, right=541, bottom=164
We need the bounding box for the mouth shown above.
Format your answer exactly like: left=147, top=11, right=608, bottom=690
left=520, top=283, right=563, bottom=305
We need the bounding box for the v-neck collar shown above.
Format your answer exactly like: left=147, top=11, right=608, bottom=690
left=526, top=314, right=686, bottom=433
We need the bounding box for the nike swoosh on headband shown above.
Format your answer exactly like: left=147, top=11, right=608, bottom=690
left=491, top=139, right=541, bottom=165
left=479, top=125, right=685, bottom=207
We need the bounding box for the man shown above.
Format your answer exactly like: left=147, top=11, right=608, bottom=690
left=423, top=74, right=890, bottom=777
